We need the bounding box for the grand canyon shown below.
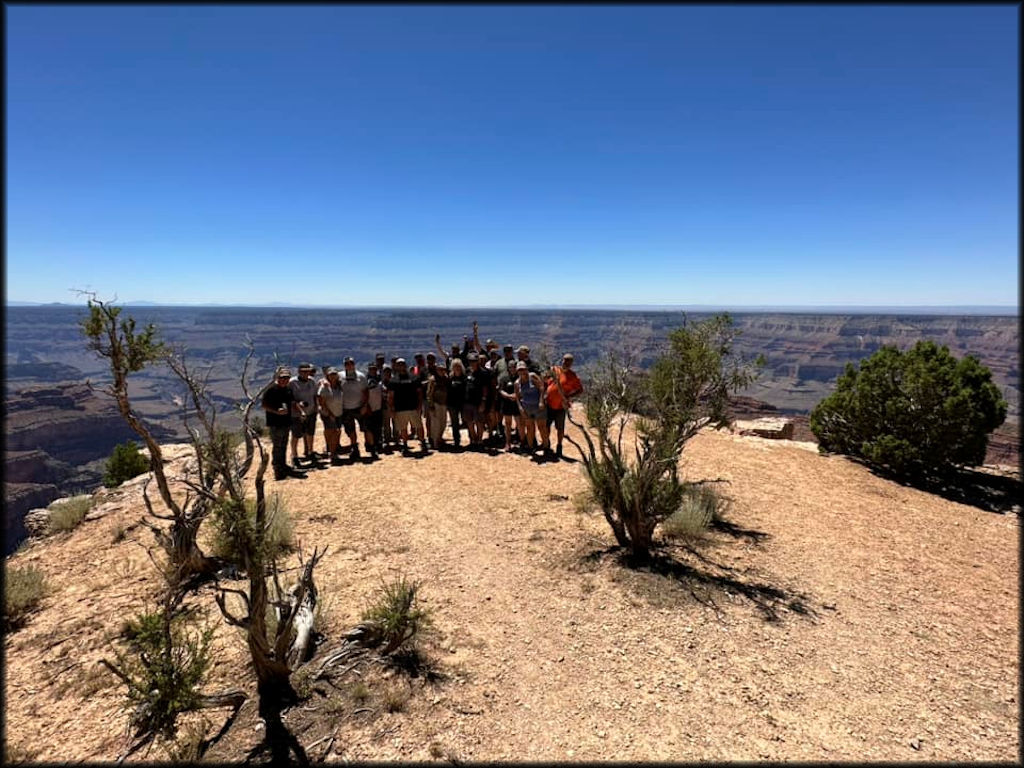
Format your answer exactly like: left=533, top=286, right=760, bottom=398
left=4, top=305, right=1019, bottom=553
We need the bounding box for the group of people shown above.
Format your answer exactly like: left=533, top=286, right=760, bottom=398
left=261, top=324, right=584, bottom=481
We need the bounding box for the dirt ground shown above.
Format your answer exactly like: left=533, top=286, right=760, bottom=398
left=4, top=414, right=1018, bottom=762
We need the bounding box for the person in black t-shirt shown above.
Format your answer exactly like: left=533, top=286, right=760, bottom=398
left=482, top=348, right=501, bottom=442
left=446, top=358, right=467, bottom=448
left=387, top=358, right=427, bottom=453
left=262, top=368, right=305, bottom=481
left=463, top=354, right=486, bottom=447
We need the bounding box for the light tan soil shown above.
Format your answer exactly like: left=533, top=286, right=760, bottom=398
left=4, top=415, right=1018, bottom=762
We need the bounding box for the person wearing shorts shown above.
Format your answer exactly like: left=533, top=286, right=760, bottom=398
left=365, top=361, right=384, bottom=457
left=545, top=352, right=583, bottom=458
left=288, top=363, right=319, bottom=468
left=515, top=361, right=549, bottom=456
left=388, top=358, right=426, bottom=453
left=339, top=356, right=369, bottom=460
left=425, top=363, right=450, bottom=449
left=317, top=367, right=346, bottom=464
left=497, top=363, right=521, bottom=451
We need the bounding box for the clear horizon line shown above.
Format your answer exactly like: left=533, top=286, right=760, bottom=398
left=5, top=299, right=1019, bottom=315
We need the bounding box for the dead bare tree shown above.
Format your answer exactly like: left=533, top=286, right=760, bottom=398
left=210, top=339, right=328, bottom=765
left=83, top=297, right=329, bottom=760
left=80, top=294, right=218, bottom=586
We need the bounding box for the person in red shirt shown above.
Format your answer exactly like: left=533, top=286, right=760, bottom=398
left=545, top=353, right=584, bottom=459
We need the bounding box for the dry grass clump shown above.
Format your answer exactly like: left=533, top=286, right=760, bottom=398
left=3, top=565, right=49, bottom=631
left=571, top=490, right=597, bottom=515
left=382, top=684, right=410, bottom=713
left=661, top=483, right=729, bottom=541
left=48, top=496, right=93, bottom=534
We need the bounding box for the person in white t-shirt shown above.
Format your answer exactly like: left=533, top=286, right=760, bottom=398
left=339, top=356, right=369, bottom=460
left=288, top=363, right=319, bottom=468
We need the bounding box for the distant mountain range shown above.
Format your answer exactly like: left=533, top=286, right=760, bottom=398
left=5, top=301, right=1019, bottom=315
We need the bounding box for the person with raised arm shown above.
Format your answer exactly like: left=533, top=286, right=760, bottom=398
left=435, top=333, right=469, bottom=369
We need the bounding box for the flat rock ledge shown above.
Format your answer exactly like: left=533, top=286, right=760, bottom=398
left=732, top=417, right=795, bottom=440
left=22, top=443, right=198, bottom=542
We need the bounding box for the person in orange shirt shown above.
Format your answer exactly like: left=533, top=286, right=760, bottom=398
left=545, top=353, right=584, bottom=459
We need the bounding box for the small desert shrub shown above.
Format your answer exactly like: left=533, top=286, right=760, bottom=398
left=383, top=685, right=409, bottom=713
left=349, top=681, right=371, bottom=704
left=361, top=576, right=431, bottom=655
left=108, top=603, right=213, bottom=738
left=209, top=494, right=294, bottom=567
left=104, top=441, right=150, bottom=488
left=4, top=565, right=48, bottom=630
left=291, top=665, right=316, bottom=700
left=48, top=496, right=93, bottom=534
left=576, top=314, right=760, bottom=559
left=662, top=484, right=728, bottom=540
left=571, top=490, right=596, bottom=515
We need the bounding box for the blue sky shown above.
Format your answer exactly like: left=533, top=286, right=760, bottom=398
left=6, top=5, right=1018, bottom=307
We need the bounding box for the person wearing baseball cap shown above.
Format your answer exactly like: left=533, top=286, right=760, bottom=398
left=497, top=353, right=522, bottom=451
left=339, top=356, right=369, bottom=461
left=387, top=358, right=427, bottom=454
left=262, top=367, right=306, bottom=480
left=365, top=361, right=384, bottom=458
left=495, top=343, right=516, bottom=380
left=514, top=360, right=549, bottom=457
left=516, top=345, right=541, bottom=374
left=288, top=363, right=320, bottom=469
left=546, top=352, right=583, bottom=459
left=317, top=366, right=346, bottom=464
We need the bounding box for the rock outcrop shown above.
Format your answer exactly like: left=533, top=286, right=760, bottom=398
left=733, top=417, right=795, bottom=440
left=3, top=382, right=174, bottom=554
left=5, top=483, right=60, bottom=552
